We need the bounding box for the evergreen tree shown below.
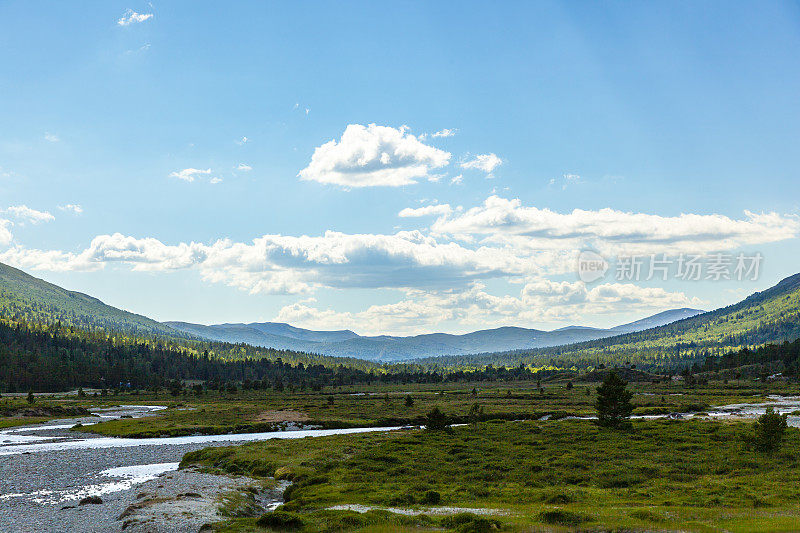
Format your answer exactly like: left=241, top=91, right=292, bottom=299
left=468, top=402, right=482, bottom=425
left=595, top=371, right=633, bottom=428
left=425, top=407, right=449, bottom=430
left=753, top=407, right=788, bottom=453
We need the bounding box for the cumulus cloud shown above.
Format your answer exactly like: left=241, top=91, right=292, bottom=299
left=5, top=205, right=54, bottom=224
left=461, top=153, right=502, bottom=175
left=169, top=168, right=211, bottom=183
left=58, top=204, right=83, bottom=214
left=3, top=191, right=795, bottom=334
left=275, top=281, right=701, bottom=336
left=117, top=9, right=153, bottom=26
left=0, top=230, right=533, bottom=295
left=298, top=124, right=451, bottom=188
left=431, top=195, right=799, bottom=254
left=398, top=204, right=453, bottom=218
left=237, top=163, right=252, bottom=172
left=44, top=132, right=59, bottom=143
left=0, top=220, right=12, bottom=246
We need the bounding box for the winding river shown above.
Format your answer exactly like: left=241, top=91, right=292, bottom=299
left=0, top=397, right=798, bottom=532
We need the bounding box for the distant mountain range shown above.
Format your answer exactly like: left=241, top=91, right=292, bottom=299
left=5, top=258, right=799, bottom=368
left=165, top=308, right=703, bottom=362
left=422, top=272, right=800, bottom=368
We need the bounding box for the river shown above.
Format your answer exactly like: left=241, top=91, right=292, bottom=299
left=0, top=396, right=798, bottom=532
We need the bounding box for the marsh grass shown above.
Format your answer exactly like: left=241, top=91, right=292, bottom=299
left=71, top=380, right=794, bottom=438
left=183, top=417, right=800, bottom=531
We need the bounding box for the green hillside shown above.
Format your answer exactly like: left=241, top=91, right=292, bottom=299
left=421, top=272, right=800, bottom=370
left=0, top=262, right=185, bottom=338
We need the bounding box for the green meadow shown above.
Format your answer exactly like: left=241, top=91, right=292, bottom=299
left=75, top=379, right=793, bottom=438
left=184, top=417, right=800, bottom=532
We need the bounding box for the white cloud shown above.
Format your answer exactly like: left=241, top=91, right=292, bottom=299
left=298, top=124, right=451, bottom=188
left=125, top=43, right=151, bottom=55
left=420, top=128, right=458, bottom=140
left=44, top=132, right=59, bottom=143
left=0, top=230, right=532, bottom=296
left=432, top=128, right=457, bottom=138
left=0, top=220, right=12, bottom=246
left=237, top=163, right=252, bottom=172
left=550, top=173, right=581, bottom=190
left=3, top=192, right=794, bottom=334
left=431, top=195, right=800, bottom=255
left=450, top=174, right=463, bottom=185
left=210, top=177, right=223, bottom=184
left=58, top=204, right=83, bottom=215
left=169, top=168, right=211, bottom=183
left=117, top=10, right=153, bottom=26
left=236, top=136, right=248, bottom=145
left=398, top=204, right=453, bottom=218
left=461, top=153, right=502, bottom=175
left=274, top=281, right=701, bottom=336
left=5, top=205, right=55, bottom=224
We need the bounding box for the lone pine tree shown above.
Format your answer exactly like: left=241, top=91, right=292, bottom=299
left=595, top=371, right=634, bottom=428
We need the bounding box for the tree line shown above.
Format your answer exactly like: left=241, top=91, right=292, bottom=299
left=0, top=319, right=558, bottom=392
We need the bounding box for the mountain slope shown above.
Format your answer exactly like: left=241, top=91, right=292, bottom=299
left=424, top=273, right=800, bottom=369
left=0, top=261, right=185, bottom=338
left=166, top=308, right=704, bottom=362
left=163, top=321, right=358, bottom=349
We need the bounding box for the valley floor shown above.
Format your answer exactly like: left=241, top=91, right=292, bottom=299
left=2, top=379, right=800, bottom=532
left=186, top=416, right=800, bottom=532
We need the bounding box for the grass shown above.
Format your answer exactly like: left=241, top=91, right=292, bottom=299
left=71, top=379, right=797, bottom=438
left=182, top=416, right=800, bottom=532
left=0, top=398, right=90, bottom=428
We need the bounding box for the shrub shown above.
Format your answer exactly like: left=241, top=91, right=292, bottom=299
left=405, top=394, right=414, bottom=407
left=441, top=513, right=501, bottom=533
left=629, top=509, right=665, bottom=522
left=421, top=490, right=441, bottom=504
left=256, top=510, right=305, bottom=530
left=468, top=403, right=482, bottom=425
left=538, top=509, right=592, bottom=526
left=753, top=407, right=788, bottom=453
left=425, top=407, right=449, bottom=430
left=543, top=492, right=574, bottom=504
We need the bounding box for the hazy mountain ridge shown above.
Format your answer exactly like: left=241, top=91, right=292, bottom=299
left=165, top=308, right=704, bottom=361
left=420, top=272, right=800, bottom=368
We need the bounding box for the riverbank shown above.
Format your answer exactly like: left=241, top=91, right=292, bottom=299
left=64, top=380, right=800, bottom=438
left=185, top=417, right=800, bottom=532
left=0, top=406, right=400, bottom=532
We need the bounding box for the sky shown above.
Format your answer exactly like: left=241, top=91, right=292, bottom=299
left=1, top=1, right=799, bottom=336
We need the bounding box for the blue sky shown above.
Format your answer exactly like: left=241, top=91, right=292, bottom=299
left=1, top=1, right=799, bottom=335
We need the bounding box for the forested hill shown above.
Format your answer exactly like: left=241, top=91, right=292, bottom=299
left=0, top=317, right=543, bottom=392
left=0, top=262, right=186, bottom=339
left=419, top=272, right=800, bottom=370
